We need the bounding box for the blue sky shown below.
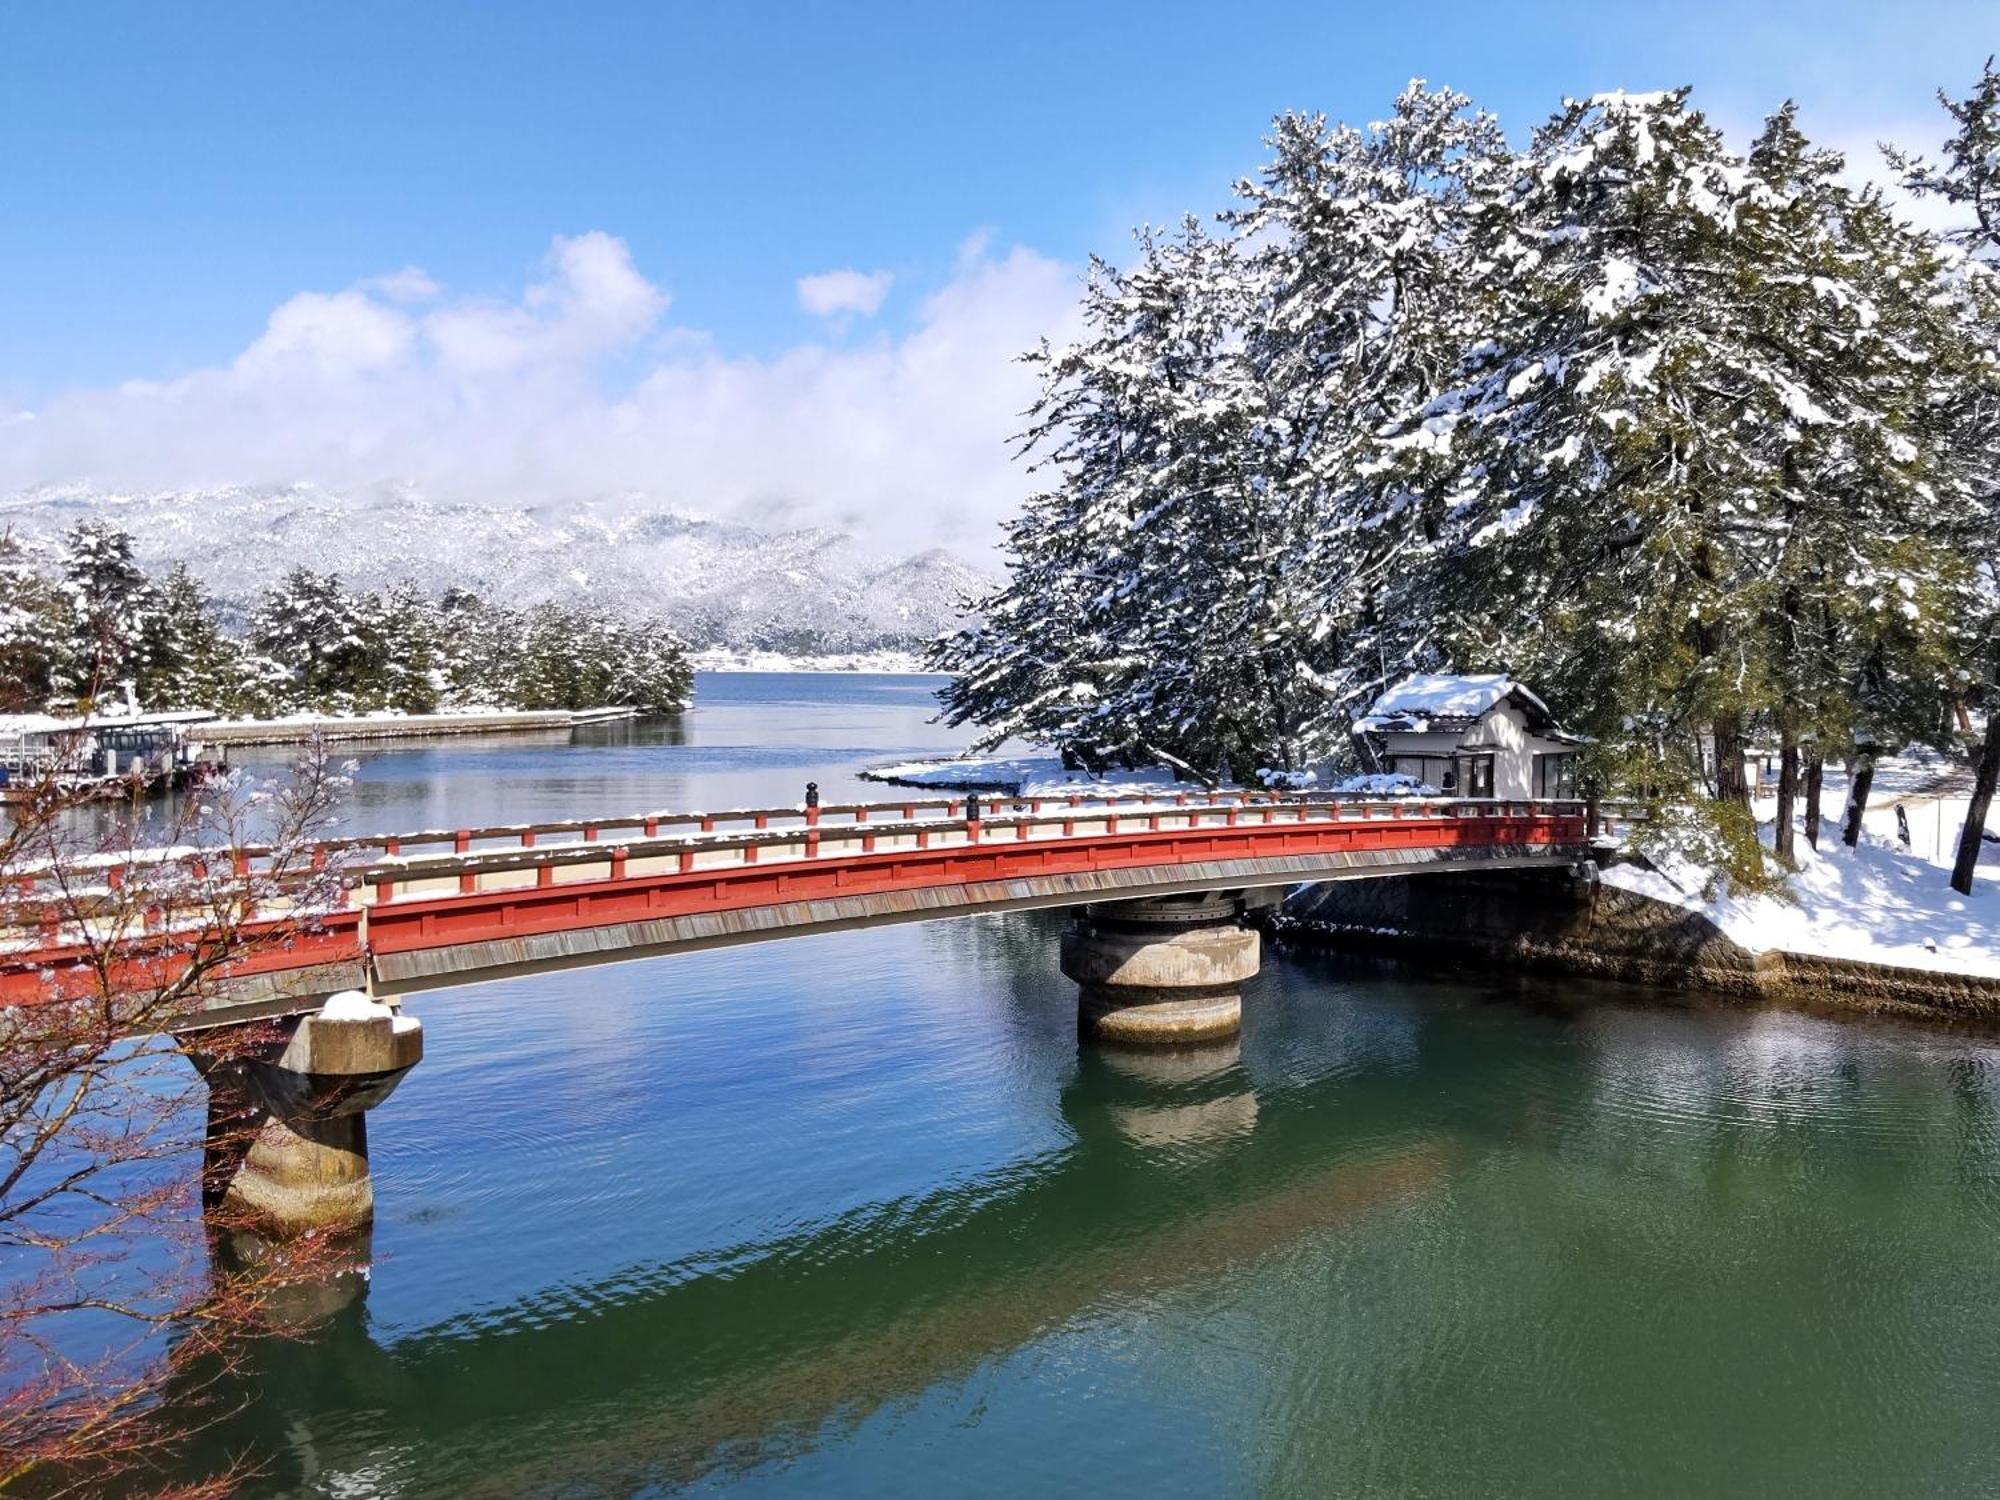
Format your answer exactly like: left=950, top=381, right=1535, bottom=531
left=0, top=1, right=1991, bottom=549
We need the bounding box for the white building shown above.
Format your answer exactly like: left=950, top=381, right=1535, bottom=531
left=1356, top=673, right=1583, bottom=799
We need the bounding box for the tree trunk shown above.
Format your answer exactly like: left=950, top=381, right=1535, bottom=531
left=1775, top=729, right=1798, bottom=863
left=1712, top=715, right=1751, bottom=808
left=1842, top=755, right=1874, bottom=847
left=1803, top=749, right=1824, bottom=850
left=1951, top=703, right=2000, bottom=896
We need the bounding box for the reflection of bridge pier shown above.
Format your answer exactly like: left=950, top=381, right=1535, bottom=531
left=1083, top=1034, right=1261, bottom=1149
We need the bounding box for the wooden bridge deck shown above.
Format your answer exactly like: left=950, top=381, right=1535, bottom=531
left=0, top=790, right=1591, bottom=1027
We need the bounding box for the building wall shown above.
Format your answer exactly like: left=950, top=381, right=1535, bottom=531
left=1381, top=703, right=1578, bottom=799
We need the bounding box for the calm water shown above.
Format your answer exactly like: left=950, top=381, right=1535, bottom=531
left=163, top=675, right=2000, bottom=1496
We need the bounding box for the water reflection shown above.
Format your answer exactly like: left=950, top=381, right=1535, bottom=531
left=179, top=989, right=1453, bottom=1495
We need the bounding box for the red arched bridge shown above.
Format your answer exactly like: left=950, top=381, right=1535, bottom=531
left=1, top=788, right=1590, bottom=1029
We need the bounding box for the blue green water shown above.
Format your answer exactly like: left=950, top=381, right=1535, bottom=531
left=166, top=675, right=2000, bottom=1496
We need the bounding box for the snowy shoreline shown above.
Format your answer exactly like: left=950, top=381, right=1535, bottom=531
left=862, top=753, right=1184, bottom=797
left=691, top=650, right=935, bottom=674
left=1603, top=768, right=2000, bottom=981
left=870, top=751, right=2000, bottom=984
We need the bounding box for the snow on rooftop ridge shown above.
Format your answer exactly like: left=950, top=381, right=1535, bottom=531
left=1367, top=672, right=1517, bottom=719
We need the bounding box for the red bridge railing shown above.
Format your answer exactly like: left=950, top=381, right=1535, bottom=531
left=0, top=792, right=1591, bottom=1011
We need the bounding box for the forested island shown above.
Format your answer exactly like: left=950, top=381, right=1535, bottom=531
left=0, top=521, right=693, bottom=718
left=937, top=72, right=2000, bottom=891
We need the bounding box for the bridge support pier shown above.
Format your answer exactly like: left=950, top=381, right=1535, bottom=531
left=193, top=994, right=423, bottom=1239
left=1060, top=893, right=1260, bottom=1044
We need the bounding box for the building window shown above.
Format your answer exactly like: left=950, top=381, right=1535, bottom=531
left=1458, top=754, right=1495, bottom=798
left=1384, top=754, right=1458, bottom=792
left=1534, top=752, right=1578, bottom=799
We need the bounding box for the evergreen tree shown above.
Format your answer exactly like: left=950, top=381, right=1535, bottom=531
left=138, top=563, right=247, bottom=712
left=1891, top=59, right=2000, bottom=892
left=611, top=616, right=695, bottom=712
left=359, top=583, right=447, bottom=714
left=0, top=534, right=64, bottom=712
left=1231, top=83, right=1510, bottom=731
left=251, top=568, right=369, bottom=710
left=937, top=230, right=1225, bottom=768
left=938, top=77, right=1994, bottom=902
left=1414, top=90, right=1970, bottom=862
left=54, top=520, right=163, bottom=706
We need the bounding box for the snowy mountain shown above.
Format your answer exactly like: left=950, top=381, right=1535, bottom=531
left=0, top=485, right=994, bottom=654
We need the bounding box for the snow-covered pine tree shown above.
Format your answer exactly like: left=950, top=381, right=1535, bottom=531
left=939, top=89, right=1513, bottom=784
left=251, top=567, right=369, bottom=711
left=609, top=617, right=694, bottom=712
left=1045, top=216, right=1279, bottom=782
left=1890, top=59, right=2000, bottom=892
left=1413, top=92, right=1824, bottom=831
left=1230, top=83, right=1510, bottom=747
left=1737, top=107, right=1979, bottom=858
left=431, top=588, right=510, bottom=707
left=360, top=583, right=448, bottom=714
left=137, top=563, right=250, bottom=712
left=54, top=521, right=163, bottom=708
left=509, top=603, right=612, bottom=710
left=936, top=224, right=1255, bottom=773
left=0, top=534, right=65, bottom=712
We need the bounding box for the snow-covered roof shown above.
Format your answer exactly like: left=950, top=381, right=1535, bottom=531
left=0, top=709, right=213, bottom=739
left=1357, top=672, right=1568, bottom=738
left=0, top=714, right=77, bottom=738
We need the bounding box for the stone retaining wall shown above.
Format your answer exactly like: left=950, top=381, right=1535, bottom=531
left=1272, top=868, right=2000, bottom=1022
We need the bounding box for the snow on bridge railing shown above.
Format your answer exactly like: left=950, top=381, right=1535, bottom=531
left=333, top=795, right=1590, bottom=906
left=0, top=794, right=1591, bottom=957
left=0, top=793, right=1592, bottom=929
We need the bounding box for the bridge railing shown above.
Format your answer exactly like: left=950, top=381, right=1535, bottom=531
left=0, top=793, right=1593, bottom=947
left=332, top=795, right=1590, bottom=908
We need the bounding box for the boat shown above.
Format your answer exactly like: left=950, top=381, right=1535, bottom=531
left=0, top=709, right=226, bottom=806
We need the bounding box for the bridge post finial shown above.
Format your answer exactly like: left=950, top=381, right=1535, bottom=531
left=804, top=781, right=819, bottom=809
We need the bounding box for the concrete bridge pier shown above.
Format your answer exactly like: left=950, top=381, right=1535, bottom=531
left=193, top=994, right=423, bottom=1239
left=1060, top=892, right=1264, bottom=1044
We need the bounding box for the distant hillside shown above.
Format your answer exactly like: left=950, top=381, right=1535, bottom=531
left=0, top=485, right=996, bottom=654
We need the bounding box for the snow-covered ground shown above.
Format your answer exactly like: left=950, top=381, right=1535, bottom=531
left=1608, top=757, right=2000, bottom=978
left=1605, top=829, right=2000, bottom=977
left=691, top=648, right=931, bottom=674
left=867, top=756, right=1441, bottom=798
left=862, top=753, right=1185, bottom=797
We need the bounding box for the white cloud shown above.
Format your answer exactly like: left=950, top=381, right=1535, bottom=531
left=0, top=232, right=1078, bottom=555
left=235, top=290, right=414, bottom=376
left=796, top=267, right=894, bottom=319
left=362, top=266, right=443, bottom=303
